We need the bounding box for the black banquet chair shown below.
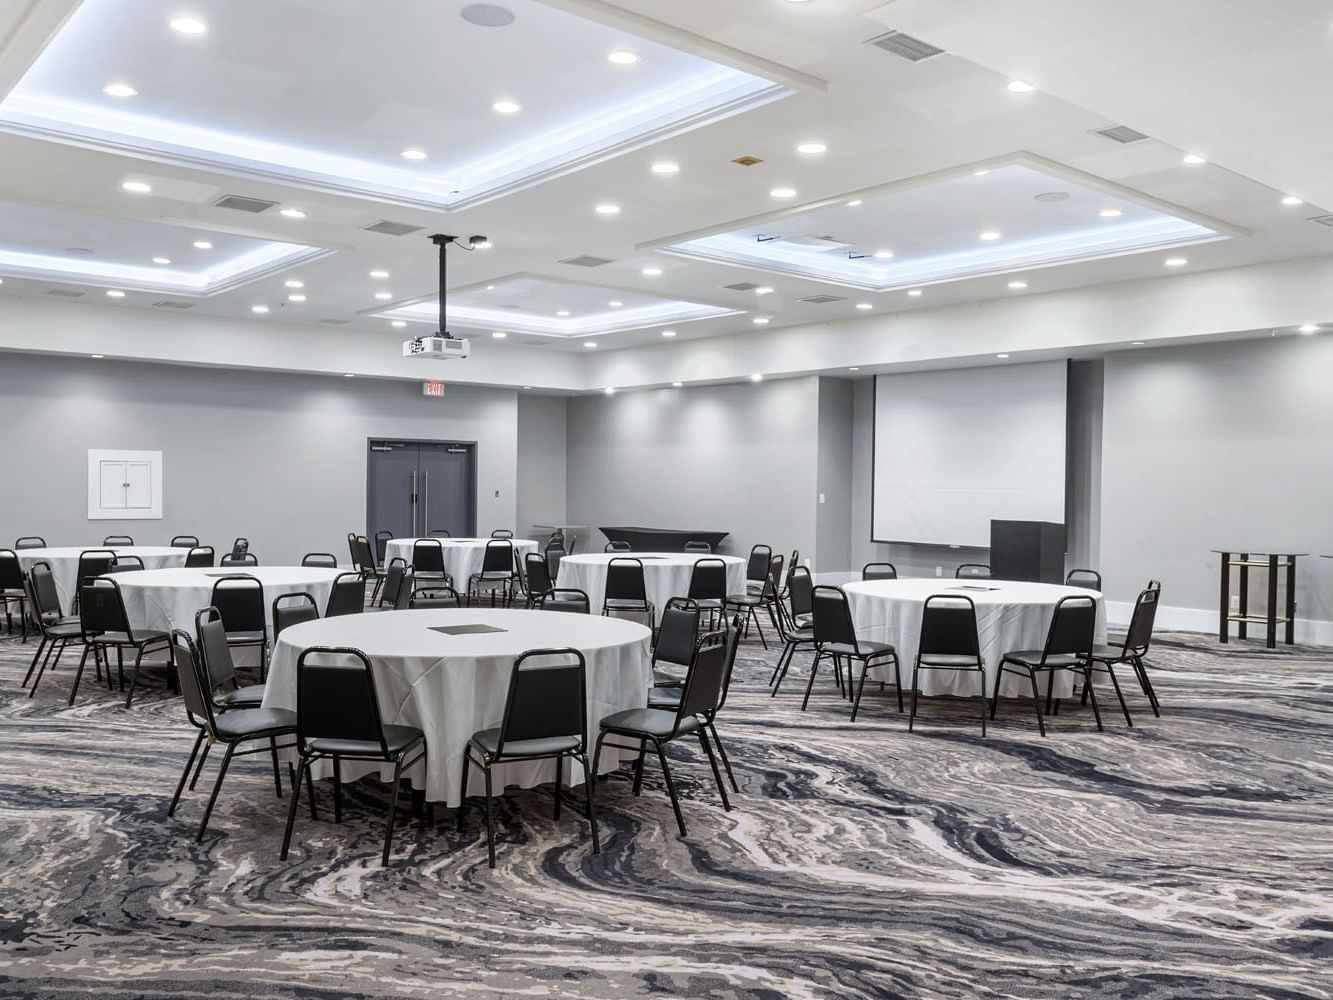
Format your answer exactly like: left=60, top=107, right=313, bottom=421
left=602, top=557, right=655, bottom=630
left=374, top=530, right=393, bottom=565
left=808, top=585, right=902, bottom=718
left=1066, top=568, right=1103, bottom=590
left=533, top=588, right=590, bottom=614
left=1, top=549, right=29, bottom=638
left=490, top=529, right=514, bottom=539
left=302, top=552, right=339, bottom=569
left=195, top=607, right=267, bottom=710
left=210, top=575, right=269, bottom=667
left=170, top=535, right=200, bottom=548
left=686, top=557, right=728, bottom=629
left=459, top=647, right=599, bottom=868
left=683, top=540, right=712, bottom=554
left=185, top=545, right=215, bottom=568
left=280, top=646, right=427, bottom=867
left=956, top=563, right=991, bottom=580
left=862, top=562, right=898, bottom=581
left=77, top=576, right=173, bottom=708
left=272, top=592, right=320, bottom=639
left=325, top=571, right=367, bottom=617
left=770, top=566, right=816, bottom=694
left=604, top=540, right=632, bottom=553
left=991, top=595, right=1099, bottom=736
left=221, top=551, right=258, bottom=567
left=411, top=538, right=451, bottom=587
left=15, top=536, right=47, bottom=550
left=468, top=540, right=515, bottom=606
left=104, top=554, right=145, bottom=574
left=103, top=534, right=135, bottom=546
left=1085, top=584, right=1162, bottom=721
left=22, top=561, right=83, bottom=691
left=908, top=595, right=987, bottom=734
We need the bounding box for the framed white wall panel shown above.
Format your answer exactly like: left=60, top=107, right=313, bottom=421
left=88, top=449, right=162, bottom=520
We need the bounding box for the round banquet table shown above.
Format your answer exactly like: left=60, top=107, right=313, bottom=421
left=385, top=537, right=539, bottom=585
left=263, top=608, right=652, bottom=805
left=842, top=578, right=1106, bottom=699
left=112, top=566, right=342, bottom=634
left=16, top=546, right=189, bottom=611
left=557, top=552, right=747, bottom=614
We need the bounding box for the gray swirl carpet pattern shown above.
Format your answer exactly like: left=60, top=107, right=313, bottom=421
left=0, top=625, right=1329, bottom=999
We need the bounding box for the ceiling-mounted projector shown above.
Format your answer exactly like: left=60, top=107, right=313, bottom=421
left=404, top=335, right=470, bottom=359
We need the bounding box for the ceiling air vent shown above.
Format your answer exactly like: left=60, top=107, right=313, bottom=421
left=1308, top=215, right=1333, bottom=228
left=213, top=194, right=278, bottom=213
left=867, top=30, right=944, bottom=62
left=319, top=318, right=350, bottom=325
left=723, top=281, right=762, bottom=291
left=363, top=220, right=423, bottom=237
left=47, top=288, right=84, bottom=298
left=1090, top=125, right=1149, bottom=144
left=152, top=300, right=194, bottom=309
left=799, top=294, right=845, bottom=304
left=558, top=255, right=613, bottom=268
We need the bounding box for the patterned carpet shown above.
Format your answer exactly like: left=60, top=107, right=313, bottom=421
left=0, top=622, right=1330, bottom=999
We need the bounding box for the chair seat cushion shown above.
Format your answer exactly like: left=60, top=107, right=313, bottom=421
left=1002, top=651, right=1085, bottom=669
left=1089, top=644, right=1131, bottom=662
left=91, top=629, right=169, bottom=646
left=306, top=723, right=424, bottom=757
left=823, top=639, right=895, bottom=658
left=604, top=598, right=651, bottom=611
left=785, top=628, right=815, bottom=642
left=214, top=707, right=297, bottom=739
left=600, top=707, right=698, bottom=738
left=917, top=654, right=983, bottom=668
left=216, top=683, right=266, bottom=709
left=224, top=630, right=267, bottom=644
left=647, top=686, right=682, bottom=708
left=470, top=728, right=580, bottom=758
left=44, top=622, right=84, bottom=639
left=725, top=593, right=764, bottom=607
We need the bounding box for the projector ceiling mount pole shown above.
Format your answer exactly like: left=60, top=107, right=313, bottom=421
left=429, top=233, right=490, bottom=340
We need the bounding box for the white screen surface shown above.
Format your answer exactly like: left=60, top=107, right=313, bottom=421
left=872, top=362, right=1067, bottom=547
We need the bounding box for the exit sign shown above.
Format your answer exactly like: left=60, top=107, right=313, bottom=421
left=422, top=381, right=444, bottom=397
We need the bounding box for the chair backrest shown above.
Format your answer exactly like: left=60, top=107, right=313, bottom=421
left=295, top=646, right=389, bottom=753
left=195, top=606, right=240, bottom=691
left=75, top=549, right=116, bottom=583
left=919, top=595, right=981, bottom=659
left=1066, top=568, right=1103, bottom=590
left=105, top=554, right=145, bottom=573
left=14, top=536, right=46, bottom=550
left=1146, top=578, right=1162, bottom=592
left=956, top=563, right=991, bottom=579
left=1122, top=586, right=1161, bottom=656
left=653, top=601, right=700, bottom=667
left=325, top=571, right=365, bottom=617
left=545, top=545, right=566, bottom=581
left=480, top=539, right=514, bottom=574
left=862, top=562, right=898, bottom=581
left=811, top=585, right=859, bottom=649
left=103, top=534, right=134, bottom=546
left=788, top=565, right=814, bottom=619
left=210, top=575, right=266, bottom=634
left=0, top=549, right=22, bottom=591
left=492, top=648, right=587, bottom=755
left=78, top=576, right=133, bottom=639
left=170, top=629, right=218, bottom=732
left=686, top=558, right=727, bottom=601
left=220, top=552, right=258, bottom=567
left=762, top=555, right=785, bottom=600
left=537, top=589, right=591, bottom=613
left=1041, top=595, right=1098, bottom=663
left=231, top=537, right=249, bottom=557
left=28, top=561, right=62, bottom=620
left=272, top=592, right=320, bottom=638
left=605, top=557, right=648, bottom=605
left=395, top=568, right=418, bottom=609
left=714, top=615, right=744, bottom=714
left=605, top=540, right=632, bottom=552
left=185, top=545, right=215, bottom=568
left=490, top=529, right=514, bottom=539
left=745, top=544, right=773, bottom=583
left=524, top=552, right=554, bottom=598
left=354, top=534, right=377, bottom=572
left=684, top=540, right=712, bottom=553
left=412, top=539, right=445, bottom=574
left=374, top=530, right=393, bottom=564
left=170, top=535, right=200, bottom=548
left=376, top=558, right=407, bottom=608
left=302, top=552, right=338, bottom=568
left=409, top=584, right=462, bottom=610
left=675, top=641, right=730, bottom=732
left=430, top=528, right=453, bottom=537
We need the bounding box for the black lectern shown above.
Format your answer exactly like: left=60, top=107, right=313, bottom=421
left=990, top=520, right=1066, bottom=583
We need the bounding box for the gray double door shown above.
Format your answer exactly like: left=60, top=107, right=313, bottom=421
left=367, top=440, right=476, bottom=540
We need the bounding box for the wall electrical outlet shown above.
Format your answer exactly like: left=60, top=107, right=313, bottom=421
left=1230, top=595, right=1240, bottom=611
left=818, top=492, right=825, bottom=504
left=935, top=565, right=942, bottom=577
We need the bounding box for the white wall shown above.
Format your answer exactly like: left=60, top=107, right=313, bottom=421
left=515, top=394, right=568, bottom=540
left=0, top=353, right=519, bottom=563
left=565, top=377, right=820, bottom=561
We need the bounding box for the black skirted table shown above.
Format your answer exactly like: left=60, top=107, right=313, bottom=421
left=600, top=526, right=730, bottom=553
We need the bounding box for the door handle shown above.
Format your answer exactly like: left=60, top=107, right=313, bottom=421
left=423, top=471, right=430, bottom=536
left=411, top=470, right=418, bottom=536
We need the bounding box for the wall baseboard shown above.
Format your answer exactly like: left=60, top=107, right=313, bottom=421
left=1104, top=599, right=1333, bottom=646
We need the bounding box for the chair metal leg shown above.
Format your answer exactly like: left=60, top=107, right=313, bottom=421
left=978, top=668, right=987, bottom=737
left=1083, top=666, right=1104, bottom=732
left=280, top=758, right=306, bottom=860
left=196, top=742, right=236, bottom=841
left=457, top=747, right=472, bottom=832
left=1027, top=670, right=1047, bottom=737
left=189, top=741, right=212, bottom=791
left=576, top=751, right=600, bottom=854
left=850, top=660, right=870, bottom=722
left=553, top=753, right=563, bottom=821
left=22, top=635, right=48, bottom=687
left=270, top=737, right=283, bottom=798
left=653, top=739, right=687, bottom=836
left=908, top=662, right=921, bottom=731
left=800, top=651, right=824, bottom=711
left=1044, top=669, right=1056, bottom=716
left=891, top=656, right=904, bottom=712
left=632, top=739, right=647, bottom=796
left=381, top=758, right=405, bottom=867
left=706, top=720, right=739, bottom=793
left=124, top=647, right=145, bottom=708
left=332, top=757, right=343, bottom=823
left=769, top=642, right=791, bottom=687
left=483, top=762, right=497, bottom=868
left=168, top=730, right=206, bottom=817
left=697, top=729, right=731, bottom=811
left=305, top=763, right=318, bottom=820
left=990, top=661, right=1006, bottom=719
left=1135, top=656, right=1161, bottom=716
left=1104, top=664, right=1133, bottom=727
left=66, top=645, right=93, bottom=706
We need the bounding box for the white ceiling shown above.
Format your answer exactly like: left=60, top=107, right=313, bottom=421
left=0, top=0, right=1329, bottom=373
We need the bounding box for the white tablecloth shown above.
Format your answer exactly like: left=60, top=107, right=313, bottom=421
left=263, top=608, right=652, bottom=805
left=385, top=537, right=539, bottom=586
left=842, top=579, right=1106, bottom=699
left=16, top=546, right=189, bottom=612
left=557, top=552, right=747, bottom=613
left=113, top=566, right=342, bottom=634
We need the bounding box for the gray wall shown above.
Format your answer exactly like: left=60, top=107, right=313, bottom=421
left=815, top=377, right=854, bottom=577
left=0, top=353, right=519, bottom=563
left=565, top=377, right=820, bottom=561
left=515, top=393, right=568, bottom=540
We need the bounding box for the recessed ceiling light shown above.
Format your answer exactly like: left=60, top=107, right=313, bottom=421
left=152, top=256, right=171, bottom=265
left=522, top=386, right=532, bottom=390
left=907, top=289, right=923, bottom=297
left=251, top=305, right=269, bottom=314
left=169, top=15, right=207, bottom=35
left=492, top=331, right=507, bottom=339
left=980, top=230, right=1001, bottom=241
left=1099, top=208, right=1123, bottom=219
left=1298, top=324, right=1320, bottom=334
left=284, top=279, right=304, bottom=288
left=671, top=381, right=683, bottom=387
left=604, top=386, right=615, bottom=395
left=344, top=373, right=355, bottom=378
left=1006, top=80, right=1035, bottom=93
left=753, top=317, right=770, bottom=325
left=583, top=341, right=597, bottom=349
left=556, top=309, right=571, bottom=317
left=391, top=320, right=407, bottom=328
left=607, top=49, right=639, bottom=65
left=856, top=302, right=873, bottom=310
left=279, top=207, right=306, bottom=219
left=1182, top=154, right=1206, bottom=165
left=796, top=141, right=827, bottom=155
left=750, top=373, right=764, bottom=382
left=608, top=300, right=623, bottom=308
left=661, top=329, right=677, bottom=337
left=192, top=240, right=212, bottom=249
left=492, top=99, right=522, bottom=114
left=770, top=187, right=797, bottom=199
left=1164, top=257, right=1188, bottom=267
left=121, top=180, right=152, bottom=193
left=288, top=293, right=306, bottom=302
left=105, top=290, right=125, bottom=298
left=90, top=354, right=104, bottom=359
left=845, top=199, right=862, bottom=207
left=755, top=286, right=774, bottom=296
left=972, top=169, right=991, bottom=177
left=996, top=353, right=1010, bottom=359
left=1281, top=195, right=1304, bottom=206
left=369, top=270, right=389, bottom=279
left=594, top=202, right=621, bottom=216
left=1131, top=341, right=1145, bottom=346
left=642, top=266, right=662, bottom=277
left=485, top=284, right=496, bottom=290
left=401, top=148, right=427, bottom=161
left=848, top=367, right=860, bottom=371
left=101, top=82, right=137, bottom=98
left=375, top=291, right=393, bottom=300
left=651, top=161, right=680, bottom=175
left=873, top=250, right=894, bottom=260
left=1007, top=280, right=1028, bottom=290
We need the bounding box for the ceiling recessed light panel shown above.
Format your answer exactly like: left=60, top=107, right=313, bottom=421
left=660, top=158, right=1229, bottom=292
left=3, top=0, right=790, bottom=212
left=0, top=199, right=330, bottom=295
left=378, top=273, right=741, bottom=340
